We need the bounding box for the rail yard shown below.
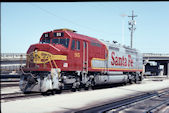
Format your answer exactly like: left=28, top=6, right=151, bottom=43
left=1, top=76, right=169, bottom=113
left=2, top=1, right=169, bottom=113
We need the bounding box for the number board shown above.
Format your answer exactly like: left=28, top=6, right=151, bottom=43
left=54, top=32, right=64, bottom=37
left=43, top=33, right=50, bottom=38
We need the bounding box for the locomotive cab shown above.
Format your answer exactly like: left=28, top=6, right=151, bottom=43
left=20, top=29, right=85, bottom=93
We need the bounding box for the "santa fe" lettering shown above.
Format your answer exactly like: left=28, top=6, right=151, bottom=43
left=111, top=51, right=133, bottom=67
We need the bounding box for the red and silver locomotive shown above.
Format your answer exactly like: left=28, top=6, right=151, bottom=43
left=20, top=28, right=143, bottom=93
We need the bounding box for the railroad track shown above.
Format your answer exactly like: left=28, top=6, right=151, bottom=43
left=1, top=74, right=20, bottom=88
left=1, top=92, right=42, bottom=102
left=1, top=82, right=19, bottom=88
left=0, top=83, right=125, bottom=103
left=1, top=79, right=19, bottom=88
left=75, top=88, right=169, bottom=113
left=1, top=87, right=87, bottom=102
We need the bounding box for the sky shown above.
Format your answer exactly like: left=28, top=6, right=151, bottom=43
left=1, top=2, right=169, bottom=54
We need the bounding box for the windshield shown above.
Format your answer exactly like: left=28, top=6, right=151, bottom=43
left=40, top=38, right=50, bottom=44
left=52, top=38, right=70, bottom=48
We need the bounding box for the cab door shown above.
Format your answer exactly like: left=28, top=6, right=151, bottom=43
left=70, top=39, right=82, bottom=71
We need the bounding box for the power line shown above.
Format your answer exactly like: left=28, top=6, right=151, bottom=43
left=29, top=3, right=120, bottom=40
left=30, top=3, right=80, bottom=27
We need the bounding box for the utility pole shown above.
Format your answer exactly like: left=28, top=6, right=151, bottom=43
left=128, top=10, right=137, bottom=48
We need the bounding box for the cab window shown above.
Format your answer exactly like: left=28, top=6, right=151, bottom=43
left=71, top=39, right=75, bottom=50
left=40, top=38, right=50, bottom=44
left=52, top=38, right=59, bottom=44
left=71, top=40, right=80, bottom=50
left=52, top=38, right=69, bottom=48
left=76, top=40, right=80, bottom=50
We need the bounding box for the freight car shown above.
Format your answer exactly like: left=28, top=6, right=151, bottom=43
left=19, top=28, right=143, bottom=94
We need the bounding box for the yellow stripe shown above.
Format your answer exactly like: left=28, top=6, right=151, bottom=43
left=92, top=58, right=105, bottom=61
left=92, top=67, right=143, bottom=71
left=52, top=55, right=67, bottom=61
left=29, top=51, right=67, bottom=64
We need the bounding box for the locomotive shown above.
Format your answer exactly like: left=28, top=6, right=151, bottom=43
left=19, top=28, right=143, bottom=94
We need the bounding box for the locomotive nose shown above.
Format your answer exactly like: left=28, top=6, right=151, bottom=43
left=27, top=43, right=67, bottom=64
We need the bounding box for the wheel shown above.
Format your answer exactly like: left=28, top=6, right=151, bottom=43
left=91, top=85, right=96, bottom=90
left=71, top=88, right=76, bottom=92
left=51, top=90, right=55, bottom=95
left=41, top=92, right=47, bottom=96
left=77, top=85, right=81, bottom=91
left=135, top=74, right=140, bottom=84
left=84, top=86, right=89, bottom=90
left=91, top=80, right=95, bottom=90
left=129, top=79, right=133, bottom=84
left=123, top=81, right=128, bottom=85
left=139, top=74, right=143, bottom=81
left=55, top=88, right=62, bottom=94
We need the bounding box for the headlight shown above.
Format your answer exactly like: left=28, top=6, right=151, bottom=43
left=57, top=68, right=61, bottom=72
left=35, top=49, right=38, bottom=53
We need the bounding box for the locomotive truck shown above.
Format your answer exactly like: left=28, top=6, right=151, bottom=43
left=19, top=28, right=143, bottom=94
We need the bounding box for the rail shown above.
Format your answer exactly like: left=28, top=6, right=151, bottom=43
left=75, top=88, right=169, bottom=113
left=1, top=92, right=41, bottom=102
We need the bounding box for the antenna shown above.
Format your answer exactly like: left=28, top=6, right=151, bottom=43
left=128, top=10, right=137, bottom=48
